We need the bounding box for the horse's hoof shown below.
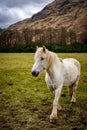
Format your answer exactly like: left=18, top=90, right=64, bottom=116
left=50, top=119, right=57, bottom=124
left=70, top=102, right=75, bottom=106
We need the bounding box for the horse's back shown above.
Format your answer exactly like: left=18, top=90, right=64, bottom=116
left=63, top=58, right=80, bottom=68
left=63, top=58, right=81, bottom=76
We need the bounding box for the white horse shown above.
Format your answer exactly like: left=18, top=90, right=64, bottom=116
left=31, top=46, right=81, bottom=123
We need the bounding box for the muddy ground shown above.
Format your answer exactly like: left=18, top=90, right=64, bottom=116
left=0, top=92, right=87, bottom=130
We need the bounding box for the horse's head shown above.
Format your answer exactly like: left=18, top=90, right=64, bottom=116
left=32, top=46, right=48, bottom=77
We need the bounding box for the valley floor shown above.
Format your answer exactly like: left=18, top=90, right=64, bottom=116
left=0, top=53, right=87, bottom=130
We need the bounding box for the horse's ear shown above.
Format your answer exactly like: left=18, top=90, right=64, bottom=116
left=43, top=46, right=46, bottom=52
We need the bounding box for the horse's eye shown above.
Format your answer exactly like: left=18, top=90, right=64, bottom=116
left=41, top=57, right=44, bottom=61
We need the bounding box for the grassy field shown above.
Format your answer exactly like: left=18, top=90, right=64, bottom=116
left=0, top=53, right=87, bottom=130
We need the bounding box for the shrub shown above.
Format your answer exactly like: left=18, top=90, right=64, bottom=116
left=0, top=42, right=87, bottom=53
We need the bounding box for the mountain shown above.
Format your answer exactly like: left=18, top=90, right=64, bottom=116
left=0, top=28, right=3, bottom=32
left=0, top=0, right=87, bottom=47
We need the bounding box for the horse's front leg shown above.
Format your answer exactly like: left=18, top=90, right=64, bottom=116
left=50, top=85, right=63, bottom=124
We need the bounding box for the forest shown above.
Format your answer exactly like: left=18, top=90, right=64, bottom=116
left=0, top=27, right=87, bottom=52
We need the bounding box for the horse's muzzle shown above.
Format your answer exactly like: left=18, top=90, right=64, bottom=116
left=32, top=71, right=39, bottom=77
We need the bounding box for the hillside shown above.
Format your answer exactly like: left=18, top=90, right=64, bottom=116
left=0, top=0, right=87, bottom=51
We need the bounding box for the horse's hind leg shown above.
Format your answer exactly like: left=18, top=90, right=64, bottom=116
left=69, top=80, right=79, bottom=104
left=69, top=85, right=73, bottom=99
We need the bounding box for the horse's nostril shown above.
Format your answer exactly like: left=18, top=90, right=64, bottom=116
left=32, top=71, right=35, bottom=76
left=32, top=71, right=39, bottom=77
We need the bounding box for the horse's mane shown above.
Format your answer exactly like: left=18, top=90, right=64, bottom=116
left=47, top=50, right=63, bottom=69
left=47, top=50, right=58, bottom=68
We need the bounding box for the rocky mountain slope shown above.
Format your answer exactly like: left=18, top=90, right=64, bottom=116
left=0, top=0, right=87, bottom=44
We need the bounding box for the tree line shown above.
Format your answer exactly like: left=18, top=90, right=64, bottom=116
left=0, top=27, right=87, bottom=52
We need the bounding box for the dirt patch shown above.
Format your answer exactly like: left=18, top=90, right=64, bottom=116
left=0, top=97, right=87, bottom=130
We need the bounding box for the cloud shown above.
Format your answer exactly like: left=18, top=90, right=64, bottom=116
left=0, top=0, right=53, bottom=28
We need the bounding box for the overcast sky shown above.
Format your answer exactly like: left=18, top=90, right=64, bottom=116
left=0, top=0, right=54, bottom=28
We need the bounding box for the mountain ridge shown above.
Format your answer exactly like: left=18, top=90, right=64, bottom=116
left=0, top=0, right=87, bottom=44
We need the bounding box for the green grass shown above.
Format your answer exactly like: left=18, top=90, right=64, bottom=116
left=0, top=53, right=87, bottom=130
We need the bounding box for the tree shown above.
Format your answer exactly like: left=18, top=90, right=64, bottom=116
left=68, top=29, right=76, bottom=44
left=23, top=28, right=32, bottom=44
